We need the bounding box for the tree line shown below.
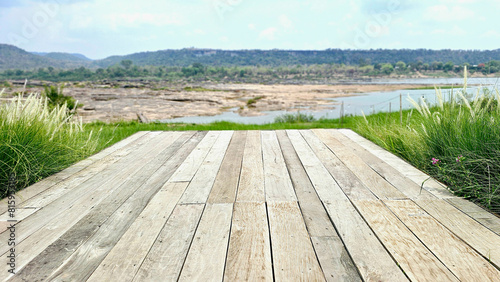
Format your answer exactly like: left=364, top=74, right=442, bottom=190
left=1, top=59, right=499, bottom=84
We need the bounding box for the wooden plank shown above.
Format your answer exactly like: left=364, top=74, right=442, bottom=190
left=323, top=200, right=408, bottom=281
left=0, top=208, right=39, bottom=233
left=133, top=204, right=204, bottom=281
left=413, top=198, right=500, bottom=268
left=178, top=203, right=233, bottom=281
left=338, top=129, right=453, bottom=198
left=261, top=131, right=297, bottom=202
left=354, top=200, right=459, bottom=281
left=0, top=131, right=150, bottom=214
left=267, top=201, right=325, bottom=281
left=333, top=130, right=500, bottom=237
left=385, top=200, right=500, bottom=280
left=87, top=182, right=189, bottom=282
left=327, top=129, right=437, bottom=200
left=224, top=202, right=273, bottom=281
left=286, top=131, right=405, bottom=280
left=0, top=131, right=167, bottom=259
left=179, top=131, right=234, bottom=204
left=169, top=131, right=221, bottom=182
left=293, top=130, right=376, bottom=201
left=276, top=130, right=337, bottom=237
left=446, top=198, right=500, bottom=235
left=285, top=130, right=347, bottom=203
left=208, top=131, right=246, bottom=203
left=236, top=131, right=265, bottom=202
left=311, top=237, right=361, bottom=282
left=312, top=129, right=407, bottom=200
left=9, top=132, right=201, bottom=281
left=11, top=131, right=160, bottom=215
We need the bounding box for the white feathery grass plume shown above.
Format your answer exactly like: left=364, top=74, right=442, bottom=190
left=420, top=96, right=431, bottom=117
left=458, top=90, right=473, bottom=118
left=435, top=86, right=444, bottom=110
left=407, top=95, right=426, bottom=117
left=496, top=89, right=500, bottom=114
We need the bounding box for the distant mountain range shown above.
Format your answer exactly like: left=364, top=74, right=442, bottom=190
left=30, top=52, right=92, bottom=62
left=1, top=43, right=500, bottom=71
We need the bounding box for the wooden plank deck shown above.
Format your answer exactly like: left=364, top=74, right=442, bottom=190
left=2, top=129, right=500, bottom=281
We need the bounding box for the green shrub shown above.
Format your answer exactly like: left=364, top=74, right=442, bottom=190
left=0, top=90, right=99, bottom=197
left=355, top=72, right=500, bottom=212
left=42, top=84, right=82, bottom=112
left=274, top=112, right=316, bottom=123
left=246, top=96, right=264, bottom=108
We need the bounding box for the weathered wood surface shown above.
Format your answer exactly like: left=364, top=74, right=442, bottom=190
left=3, top=129, right=498, bottom=281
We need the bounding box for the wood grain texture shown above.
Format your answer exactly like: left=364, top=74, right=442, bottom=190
left=169, top=131, right=221, bottom=182
left=236, top=131, right=265, bottom=202
left=297, top=130, right=376, bottom=201
left=179, top=131, right=233, bottom=204
left=0, top=132, right=170, bottom=275
left=312, top=129, right=407, bottom=200
left=5, top=129, right=500, bottom=281
left=0, top=131, right=149, bottom=214
left=224, top=202, right=273, bottom=281
left=208, top=131, right=246, bottom=203
left=267, top=201, right=325, bottom=281
left=322, top=200, right=408, bottom=281
left=446, top=197, right=500, bottom=235
left=87, top=182, right=189, bottom=282
left=385, top=200, right=500, bottom=281
left=132, top=204, right=204, bottom=282
left=327, top=129, right=436, bottom=201
left=311, top=236, right=361, bottom=282
left=338, top=129, right=453, bottom=199
left=286, top=130, right=405, bottom=280
left=276, top=130, right=337, bottom=237
left=261, top=131, right=297, bottom=202
left=178, top=203, right=233, bottom=282
left=354, top=200, right=459, bottom=281
left=27, top=133, right=192, bottom=281
left=9, top=132, right=199, bottom=281
left=413, top=198, right=500, bottom=270
left=285, top=130, right=347, bottom=203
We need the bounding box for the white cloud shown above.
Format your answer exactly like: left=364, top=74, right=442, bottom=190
left=193, top=29, right=205, bottom=35
left=425, top=5, right=475, bottom=22
left=248, top=23, right=256, bottom=30
left=482, top=30, right=500, bottom=38
left=279, top=15, right=293, bottom=29
left=259, top=27, right=277, bottom=40
left=431, top=26, right=466, bottom=36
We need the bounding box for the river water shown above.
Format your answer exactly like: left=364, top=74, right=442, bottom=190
left=161, top=77, right=500, bottom=124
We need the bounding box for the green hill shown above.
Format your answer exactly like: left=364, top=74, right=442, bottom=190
left=2, top=43, right=500, bottom=71
left=35, top=52, right=92, bottom=62
left=94, top=48, right=500, bottom=68
left=0, top=44, right=89, bottom=70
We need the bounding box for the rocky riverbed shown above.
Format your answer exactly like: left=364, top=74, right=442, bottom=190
left=3, top=80, right=433, bottom=123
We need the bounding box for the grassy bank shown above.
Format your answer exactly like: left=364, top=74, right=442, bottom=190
left=353, top=82, right=500, bottom=213
left=0, top=90, right=99, bottom=197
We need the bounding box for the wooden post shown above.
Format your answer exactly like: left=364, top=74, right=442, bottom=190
left=400, top=94, right=403, bottom=125
left=340, top=101, right=344, bottom=127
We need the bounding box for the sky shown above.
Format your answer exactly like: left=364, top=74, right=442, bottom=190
left=1, top=0, right=499, bottom=60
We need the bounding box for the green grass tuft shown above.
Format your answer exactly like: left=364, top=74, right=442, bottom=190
left=353, top=75, right=500, bottom=213
left=0, top=90, right=100, bottom=197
